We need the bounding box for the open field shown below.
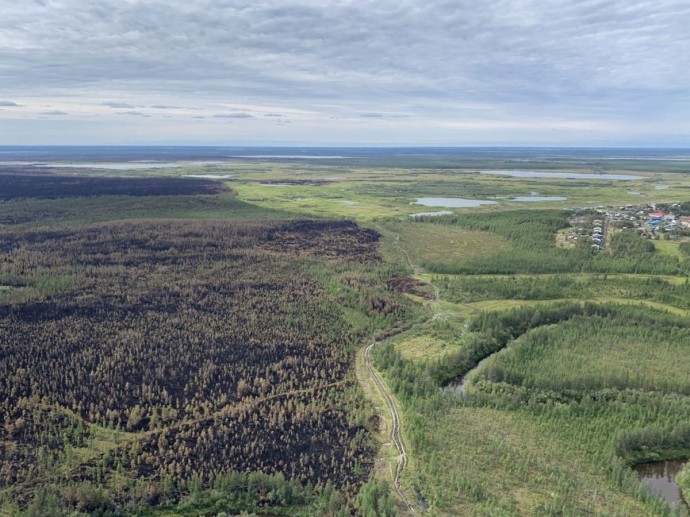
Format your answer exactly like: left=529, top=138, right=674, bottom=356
left=412, top=405, right=664, bottom=517
left=394, top=335, right=459, bottom=362
left=377, top=220, right=512, bottom=267
left=654, top=239, right=686, bottom=260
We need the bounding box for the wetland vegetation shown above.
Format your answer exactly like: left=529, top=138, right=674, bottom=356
left=2, top=147, right=690, bottom=515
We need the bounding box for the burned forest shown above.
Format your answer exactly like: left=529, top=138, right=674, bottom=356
left=0, top=216, right=409, bottom=515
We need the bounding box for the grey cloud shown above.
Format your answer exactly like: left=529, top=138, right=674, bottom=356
left=3, top=1, right=688, bottom=106
left=0, top=101, right=20, bottom=106
left=151, top=104, right=183, bottom=109
left=102, top=102, right=135, bottom=108
left=40, top=110, right=67, bottom=115
left=0, top=0, right=689, bottom=144
left=213, top=113, right=253, bottom=119
left=359, top=112, right=410, bottom=119
left=116, top=111, right=149, bottom=117
left=264, top=113, right=283, bottom=117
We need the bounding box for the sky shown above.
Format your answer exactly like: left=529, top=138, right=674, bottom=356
left=0, top=0, right=689, bottom=147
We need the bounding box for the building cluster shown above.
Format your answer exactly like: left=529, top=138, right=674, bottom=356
left=605, top=203, right=690, bottom=237
left=562, top=203, right=690, bottom=249
left=562, top=214, right=606, bottom=250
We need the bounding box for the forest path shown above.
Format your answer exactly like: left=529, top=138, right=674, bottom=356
left=364, top=340, right=417, bottom=516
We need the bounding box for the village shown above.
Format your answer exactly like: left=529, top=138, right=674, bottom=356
left=560, top=203, right=690, bottom=251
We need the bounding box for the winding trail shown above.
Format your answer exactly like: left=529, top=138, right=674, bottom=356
left=365, top=341, right=417, bottom=516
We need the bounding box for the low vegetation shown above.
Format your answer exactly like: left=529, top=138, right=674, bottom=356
left=436, top=274, right=690, bottom=310
left=378, top=220, right=511, bottom=267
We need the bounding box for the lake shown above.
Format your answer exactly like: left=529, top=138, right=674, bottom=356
left=412, top=197, right=497, bottom=208
left=409, top=210, right=454, bottom=217
left=34, top=162, right=183, bottom=170
left=183, top=174, right=233, bottom=179
left=512, top=196, right=567, bottom=202
left=479, top=170, right=646, bottom=180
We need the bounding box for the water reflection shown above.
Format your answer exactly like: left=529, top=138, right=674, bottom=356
left=633, top=459, right=688, bottom=509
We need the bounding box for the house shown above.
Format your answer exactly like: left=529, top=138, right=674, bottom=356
left=648, top=212, right=664, bottom=223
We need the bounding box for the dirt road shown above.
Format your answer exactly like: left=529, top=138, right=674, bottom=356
left=364, top=341, right=417, bottom=516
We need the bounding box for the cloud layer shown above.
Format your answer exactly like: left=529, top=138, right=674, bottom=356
left=1, top=0, right=689, bottom=145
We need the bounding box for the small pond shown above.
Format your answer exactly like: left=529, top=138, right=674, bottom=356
left=183, top=174, right=233, bottom=179
left=410, top=210, right=453, bottom=217
left=478, top=170, right=646, bottom=180
left=412, top=197, right=497, bottom=208
left=633, top=459, right=688, bottom=509
left=512, top=196, right=567, bottom=202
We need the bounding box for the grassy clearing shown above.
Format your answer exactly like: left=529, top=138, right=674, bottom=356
left=393, top=335, right=457, bottom=362
left=413, top=405, right=657, bottom=517
left=654, top=240, right=685, bottom=260
left=235, top=183, right=402, bottom=220
left=377, top=220, right=512, bottom=267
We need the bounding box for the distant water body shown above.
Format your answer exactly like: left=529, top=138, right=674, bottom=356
left=409, top=210, right=453, bottom=217
left=413, top=197, right=497, bottom=208
left=512, top=196, right=568, bottom=202
left=234, top=155, right=347, bottom=159
left=35, top=162, right=182, bottom=170
left=479, top=170, right=646, bottom=180
left=0, top=147, right=688, bottom=169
